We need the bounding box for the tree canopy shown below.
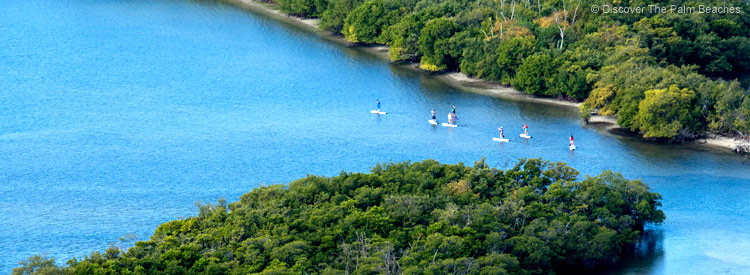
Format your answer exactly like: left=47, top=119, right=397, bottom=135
left=18, top=159, right=665, bottom=274
left=635, top=85, right=700, bottom=139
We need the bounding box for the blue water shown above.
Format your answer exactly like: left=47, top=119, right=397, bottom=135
left=1, top=0, right=749, bottom=273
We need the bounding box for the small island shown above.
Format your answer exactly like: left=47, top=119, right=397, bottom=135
left=16, top=159, right=664, bottom=274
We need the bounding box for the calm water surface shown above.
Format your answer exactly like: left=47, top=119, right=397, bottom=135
left=1, top=0, right=749, bottom=273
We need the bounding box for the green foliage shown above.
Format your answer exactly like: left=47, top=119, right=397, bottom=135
left=387, top=3, right=455, bottom=61
left=628, top=6, right=750, bottom=76
left=546, top=47, right=604, bottom=100
left=319, top=0, right=363, bottom=33
left=513, top=51, right=553, bottom=95
left=459, top=37, right=501, bottom=80
left=710, top=80, right=750, bottom=134
left=635, top=85, right=701, bottom=139
left=12, top=255, right=67, bottom=275
left=342, top=0, right=405, bottom=44
left=496, top=36, right=536, bottom=84
left=44, top=159, right=665, bottom=274
left=388, top=14, right=422, bottom=61
left=418, top=17, right=460, bottom=71
left=276, top=0, right=328, bottom=17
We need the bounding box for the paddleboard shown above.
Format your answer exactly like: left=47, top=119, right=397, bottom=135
left=569, top=145, right=576, bottom=151
left=492, top=137, right=510, bottom=142
left=370, top=110, right=387, bottom=114
left=428, top=119, right=438, bottom=125
left=519, top=134, right=532, bottom=139
left=442, top=123, right=458, bottom=128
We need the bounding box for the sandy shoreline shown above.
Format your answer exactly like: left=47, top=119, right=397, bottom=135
left=587, top=115, right=619, bottom=129
left=586, top=115, right=745, bottom=153
left=223, top=0, right=393, bottom=60
left=223, top=0, right=320, bottom=29
left=438, top=71, right=582, bottom=108
left=695, top=134, right=746, bottom=153
left=222, top=0, right=746, bottom=154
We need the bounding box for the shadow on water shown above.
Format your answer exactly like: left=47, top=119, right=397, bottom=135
left=559, top=229, right=665, bottom=275
left=605, top=229, right=665, bottom=274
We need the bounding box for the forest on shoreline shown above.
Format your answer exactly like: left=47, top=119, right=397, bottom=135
left=264, top=0, right=749, bottom=142
left=15, top=159, right=665, bottom=274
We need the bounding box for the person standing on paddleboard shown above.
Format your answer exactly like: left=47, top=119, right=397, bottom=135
left=431, top=109, right=436, bottom=121
left=523, top=124, right=528, bottom=136
left=376, top=99, right=381, bottom=112
left=570, top=135, right=574, bottom=146
left=499, top=127, right=504, bottom=138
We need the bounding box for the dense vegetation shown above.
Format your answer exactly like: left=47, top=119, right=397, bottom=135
left=16, top=159, right=665, bottom=274
left=270, top=0, right=750, bottom=141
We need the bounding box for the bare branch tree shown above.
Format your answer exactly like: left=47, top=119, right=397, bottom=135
left=338, top=242, right=354, bottom=275
left=552, top=0, right=581, bottom=49
left=496, top=0, right=518, bottom=39
left=354, top=231, right=371, bottom=270
left=380, top=244, right=400, bottom=275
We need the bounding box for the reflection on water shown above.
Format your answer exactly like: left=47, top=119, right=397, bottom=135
left=606, top=229, right=665, bottom=274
